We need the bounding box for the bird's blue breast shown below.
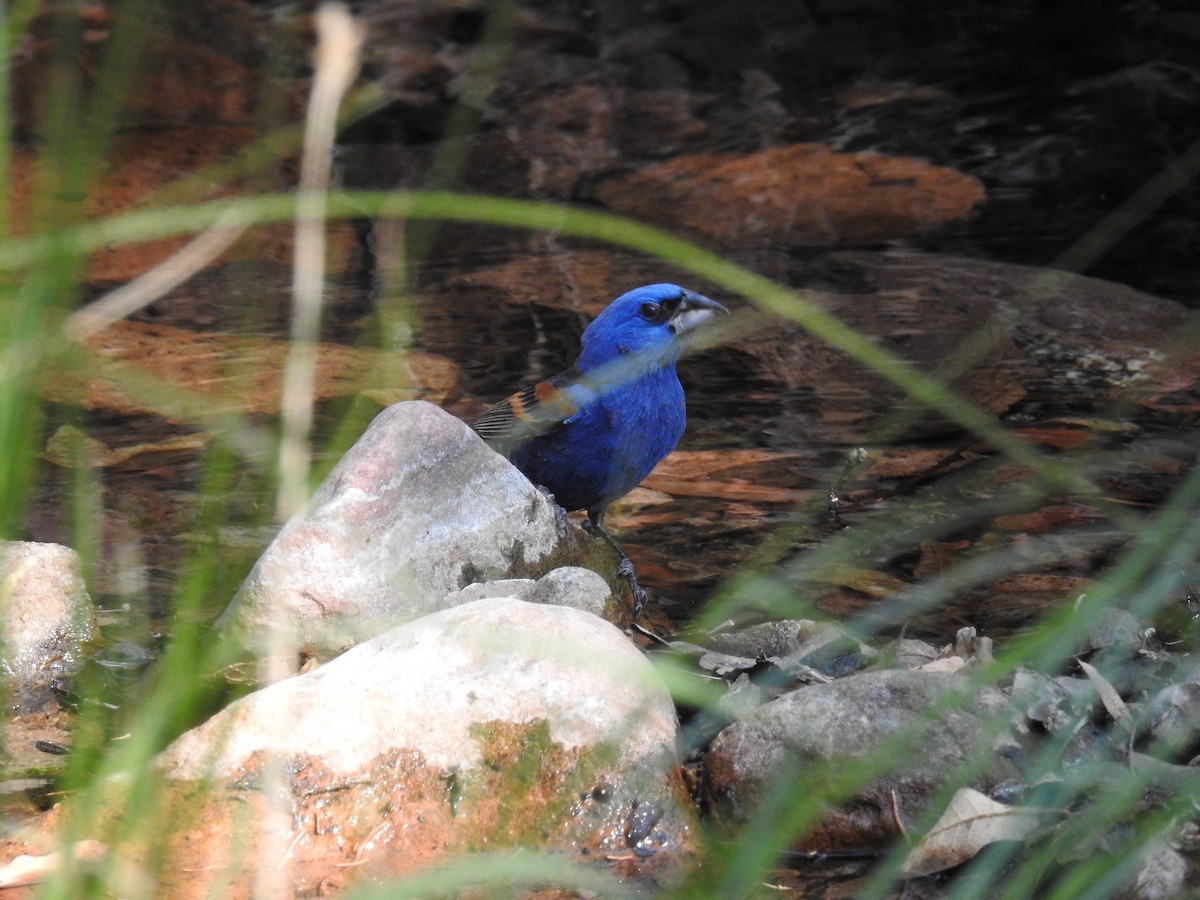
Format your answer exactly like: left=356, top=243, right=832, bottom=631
left=508, top=366, right=685, bottom=515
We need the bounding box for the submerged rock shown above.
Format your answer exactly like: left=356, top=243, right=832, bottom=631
left=216, top=401, right=621, bottom=661
left=155, top=598, right=693, bottom=894
left=593, top=144, right=984, bottom=247
left=0, top=541, right=96, bottom=711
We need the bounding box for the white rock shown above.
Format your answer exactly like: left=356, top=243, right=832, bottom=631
left=216, top=401, right=591, bottom=657
left=168, top=598, right=675, bottom=777
left=0, top=541, right=95, bottom=709
left=156, top=599, right=692, bottom=878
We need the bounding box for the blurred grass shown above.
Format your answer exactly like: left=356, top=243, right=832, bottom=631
left=1, top=2, right=1197, bottom=899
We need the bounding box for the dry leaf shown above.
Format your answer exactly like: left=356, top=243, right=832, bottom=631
left=806, top=564, right=907, bottom=598
left=1077, top=658, right=1135, bottom=735
left=43, top=424, right=209, bottom=468
left=992, top=503, right=1106, bottom=534
left=913, top=539, right=970, bottom=578
left=918, top=656, right=966, bottom=673
left=1011, top=425, right=1094, bottom=450
left=862, top=447, right=962, bottom=479
left=902, top=788, right=1039, bottom=876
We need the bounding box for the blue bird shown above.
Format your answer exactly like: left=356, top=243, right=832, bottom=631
left=473, top=283, right=727, bottom=615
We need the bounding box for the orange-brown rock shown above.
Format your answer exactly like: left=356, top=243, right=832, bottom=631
left=9, top=129, right=357, bottom=285
left=594, top=144, right=985, bottom=246
left=42, top=321, right=460, bottom=421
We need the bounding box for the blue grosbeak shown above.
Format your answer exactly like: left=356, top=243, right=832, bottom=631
left=473, top=283, right=727, bottom=615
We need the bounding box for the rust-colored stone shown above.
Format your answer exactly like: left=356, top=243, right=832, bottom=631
left=593, top=144, right=985, bottom=246
left=40, top=321, right=459, bottom=421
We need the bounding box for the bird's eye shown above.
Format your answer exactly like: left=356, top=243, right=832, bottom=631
left=639, top=301, right=663, bottom=321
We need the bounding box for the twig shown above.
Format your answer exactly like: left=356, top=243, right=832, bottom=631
left=891, top=789, right=909, bottom=841
left=275, top=2, right=365, bottom=521
left=62, top=207, right=251, bottom=342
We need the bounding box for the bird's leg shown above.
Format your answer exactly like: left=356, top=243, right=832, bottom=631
left=583, top=512, right=649, bottom=620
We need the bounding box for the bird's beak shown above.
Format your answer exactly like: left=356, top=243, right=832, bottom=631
left=670, top=291, right=729, bottom=336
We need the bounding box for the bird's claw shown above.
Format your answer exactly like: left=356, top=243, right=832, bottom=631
left=536, top=485, right=572, bottom=533
left=616, top=556, right=648, bottom=618
left=585, top=518, right=649, bottom=620
left=620, top=567, right=649, bottom=620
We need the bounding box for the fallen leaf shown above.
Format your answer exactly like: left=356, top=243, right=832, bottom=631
left=641, top=449, right=813, bottom=503
left=697, top=649, right=760, bottom=677
left=639, top=474, right=810, bottom=503
left=1011, top=425, right=1094, bottom=450
left=1077, top=658, right=1135, bottom=736
left=917, top=656, right=967, bottom=673
left=43, top=424, right=209, bottom=468
left=990, top=574, right=1093, bottom=597
left=912, top=539, right=970, bottom=578
left=902, top=788, right=1040, bottom=876
left=862, top=448, right=966, bottom=479
left=992, top=504, right=1106, bottom=534
left=805, top=564, right=908, bottom=598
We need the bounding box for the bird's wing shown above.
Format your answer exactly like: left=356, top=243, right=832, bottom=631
left=471, top=367, right=583, bottom=449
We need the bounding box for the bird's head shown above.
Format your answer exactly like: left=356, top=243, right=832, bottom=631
left=576, top=283, right=728, bottom=373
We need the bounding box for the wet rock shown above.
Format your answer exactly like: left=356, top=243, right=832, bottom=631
left=444, top=565, right=613, bottom=618
left=156, top=598, right=693, bottom=893
left=1147, top=681, right=1200, bottom=760
left=10, top=132, right=353, bottom=286
left=768, top=620, right=878, bottom=677
left=216, top=401, right=619, bottom=660
left=706, top=619, right=818, bottom=659
left=1078, top=607, right=1143, bottom=657
left=0, top=541, right=96, bottom=711
left=690, top=619, right=876, bottom=681
left=736, top=250, right=1200, bottom=444
left=703, top=668, right=1020, bottom=851
left=1010, top=668, right=1094, bottom=734
left=1119, top=841, right=1189, bottom=900
left=593, top=144, right=984, bottom=247
left=714, top=673, right=769, bottom=722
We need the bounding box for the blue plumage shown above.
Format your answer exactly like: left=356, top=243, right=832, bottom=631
left=473, top=284, right=726, bottom=528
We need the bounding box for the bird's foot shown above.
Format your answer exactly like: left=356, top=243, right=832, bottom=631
left=617, top=557, right=649, bottom=620
left=584, top=518, right=648, bottom=620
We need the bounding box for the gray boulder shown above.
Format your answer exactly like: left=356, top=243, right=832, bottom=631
left=704, top=668, right=1021, bottom=851
left=0, top=541, right=96, bottom=711
left=216, top=401, right=618, bottom=659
